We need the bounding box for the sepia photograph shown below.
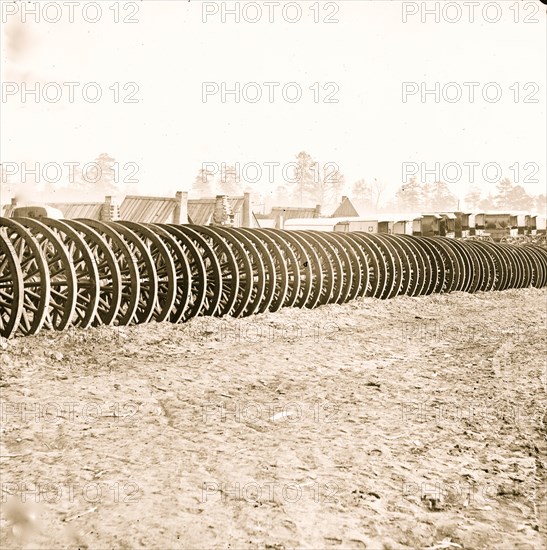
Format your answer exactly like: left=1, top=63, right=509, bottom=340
left=0, top=1, right=546, bottom=548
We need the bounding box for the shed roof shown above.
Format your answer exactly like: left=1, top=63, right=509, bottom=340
left=187, top=197, right=244, bottom=225
left=119, top=195, right=177, bottom=224
left=47, top=201, right=104, bottom=220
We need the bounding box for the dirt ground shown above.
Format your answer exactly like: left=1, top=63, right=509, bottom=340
left=1, top=288, right=546, bottom=550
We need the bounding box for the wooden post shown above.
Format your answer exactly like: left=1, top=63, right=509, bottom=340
left=173, top=191, right=188, bottom=224
left=242, top=192, right=251, bottom=228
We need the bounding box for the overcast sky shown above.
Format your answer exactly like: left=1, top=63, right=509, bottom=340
left=1, top=0, right=545, bottom=205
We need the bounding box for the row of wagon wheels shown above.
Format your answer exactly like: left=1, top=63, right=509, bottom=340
left=1, top=217, right=546, bottom=338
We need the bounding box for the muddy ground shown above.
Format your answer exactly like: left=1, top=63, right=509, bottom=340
left=0, top=288, right=546, bottom=550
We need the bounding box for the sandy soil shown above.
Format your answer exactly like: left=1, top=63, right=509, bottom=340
left=1, top=288, right=546, bottom=550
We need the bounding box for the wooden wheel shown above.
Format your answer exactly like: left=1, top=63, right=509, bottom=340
left=285, top=231, right=324, bottom=309
left=232, top=228, right=277, bottom=314
left=64, top=220, right=122, bottom=326
left=0, top=232, right=24, bottom=338
left=299, top=231, right=338, bottom=305
left=259, top=229, right=305, bottom=309
left=324, top=233, right=363, bottom=303
left=0, top=220, right=50, bottom=335
left=343, top=233, right=377, bottom=297
left=76, top=220, right=141, bottom=325
left=246, top=229, right=289, bottom=313
left=155, top=224, right=207, bottom=321
left=214, top=227, right=266, bottom=317
left=413, top=237, right=447, bottom=295
left=165, top=225, right=222, bottom=317
left=354, top=234, right=395, bottom=299
left=35, top=218, right=100, bottom=329
left=185, top=226, right=240, bottom=317
left=13, top=218, right=76, bottom=331
left=116, top=221, right=178, bottom=323
left=381, top=235, right=417, bottom=296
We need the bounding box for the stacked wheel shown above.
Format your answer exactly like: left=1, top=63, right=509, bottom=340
left=1, top=217, right=546, bottom=338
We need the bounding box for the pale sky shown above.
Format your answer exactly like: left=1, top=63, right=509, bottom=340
left=1, top=0, right=545, bottom=205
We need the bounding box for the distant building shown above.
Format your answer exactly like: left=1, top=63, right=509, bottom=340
left=331, top=196, right=360, bottom=218
left=187, top=193, right=255, bottom=227
left=255, top=204, right=321, bottom=229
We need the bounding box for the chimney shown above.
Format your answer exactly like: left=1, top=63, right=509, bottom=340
left=11, top=197, right=17, bottom=207
left=213, top=195, right=233, bottom=227
left=242, top=192, right=251, bottom=228
left=173, top=191, right=188, bottom=224
left=314, top=204, right=321, bottom=217
left=101, top=196, right=119, bottom=221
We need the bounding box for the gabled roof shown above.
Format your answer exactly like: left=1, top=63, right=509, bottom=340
left=47, top=201, right=104, bottom=220
left=119, top=195, right=178, bottom=224
left=187, top=197, right=245, bottom=225
left=331, top=196, right=359, bottom=218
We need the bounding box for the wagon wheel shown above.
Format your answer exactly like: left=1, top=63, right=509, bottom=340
left=495, top=244, right=518, bottom=290
left=317, top=232, right=356, bottom=304
left=13, top=218, right=76, bottom=331
left=404, top=236, right=436, bottom=296
left=381, top=235, right=417, bottom=296
left=324, top=233, right=363, bottom=303
left=432, top=238, right=470, bottom=293
left=33, top=218, right=99, bottom=329
left=501, top=244, right=525, bottom=289
left=465, top=241, right=496, bottom=292
left=214, top=227, right=266, bottom=317
left=259, top=229, right=305, bottom=309
left=102, top=222, right=161, bottom=323
left=401, top=235, right=432, bottom=296
left=301, top=231, right=341, bottom=305
left=355, top=234, right=396, bottom=299
left=460, top=240, right=483, bottom=294
left=140, top=223, right=192, bottom=323
left=233, top=228, right=277, bottom=314
left=512, top=246, right=532, bottom=288
left=0, top=220, right=50, bottom=335
left=247, top=229, right=289, bottom=313
left=116, top=221, right=177, bottom=323
left=424, top=237, right=459, bottom=294
left=333, top=233, right=370, bottom=301
left=523, top=245, right=546, bottom=288
left=63, top=219, right=122, bottom=326
left=0, top=232, right=24, bottom=338
left=185, top=226, right=241, bottom=317
left=286, top=231, right=324, bottom=309
left=411, top=236, right=446, bottom=295
left=75, top=220, right=140, bottom=325
left=482, top=241, right=510, bottom=291
left=165, top=225, right=222, bottom=317
left=309, top=231, right=350, bottom=304
left=156, top=224, right=208, bottom=320
left=343, top=233, right=378, bottom=298
left=517, top=247, right=538, bottom=288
